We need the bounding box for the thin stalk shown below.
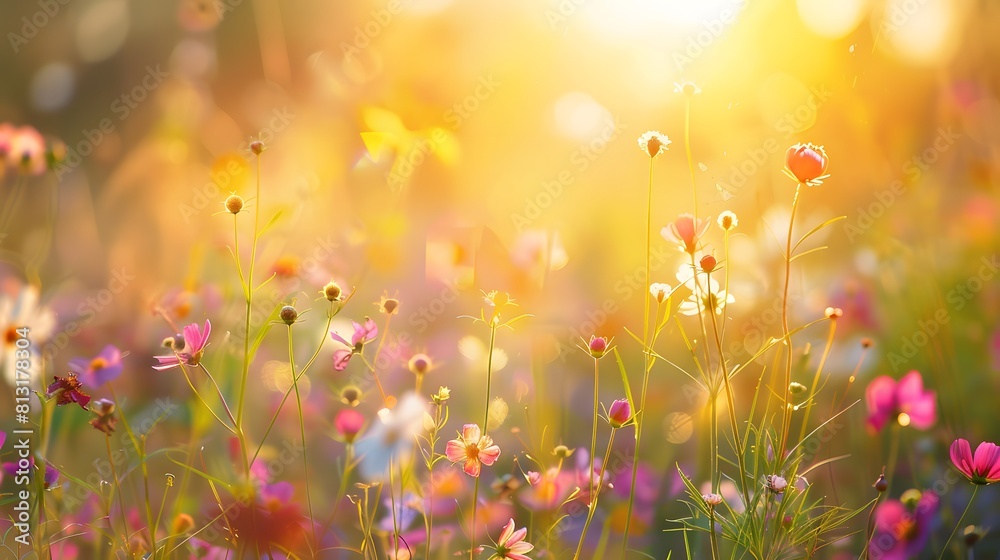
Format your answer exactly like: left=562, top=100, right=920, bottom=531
left=779, top=182, right=803, bottom=455
left=287, top=323, right=318, bottom=550
left=471, top=322, right=498, bottom=559
left=574, top=428, right=618, bottom=560
left=797, top=318, right=837, bottom=444
left=106, top=435, right=131, bottom=555
left=938, top=486, right=978, bottom=560
left=621, top=154, right=655, bottom=558
left=707, top=285, right=751, bottom=506
left=860, top=494, right=881, bottom=560
left=589, top=357, right=599, bottom=504
left=252, top=311, right=334, bottom=465
left=709, top=507, right=720, bottom=560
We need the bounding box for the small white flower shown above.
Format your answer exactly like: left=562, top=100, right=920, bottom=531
left=637, top=131, right=671, bottom=158
left=717, top=210, right=738, bottom=231
left=702, top=492, right=723, bottom=507
left=649, top=283, right=671, bottom=304
left=673, top=80, right=702, bottom=96
left=676, top=266, right=734, bottom=316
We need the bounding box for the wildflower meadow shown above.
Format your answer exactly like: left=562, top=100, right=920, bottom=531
left=1, top=1, right=999, bottom=559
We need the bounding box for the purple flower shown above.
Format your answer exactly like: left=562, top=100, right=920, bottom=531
left=3, top=458, right=59, bottom=488
left=69, top=345, right=123, bottom=387
left=153, top=320, right=211, bottom=371
left=871, top=491, right=939, bottom=560
left=865, top=370, right=936, bottom=432
left=329, top=318, right=378, bottom=371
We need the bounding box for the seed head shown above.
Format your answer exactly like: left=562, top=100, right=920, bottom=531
left=340, top=385, right=362, bottom=407
left=250, top=140, right=265, bottom=155
left=408, top=353, right=432, bottom=376
left=552, top=445, right=573, bottom=459
left=322, top=281, right=343, bottom=302
left=279, top=305, right=298, bottom=325
left=225, top=194, right=244, bottom=214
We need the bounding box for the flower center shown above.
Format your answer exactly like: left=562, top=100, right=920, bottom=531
left=465, top=443, right=480, bottom=460
left=90, top=357, right=108, bottom=370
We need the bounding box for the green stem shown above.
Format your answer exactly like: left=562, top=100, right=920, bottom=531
left=287, top=323, right=318, bottom=551
left=621, top=151, right=656, bottom=559
left=938, top=486, right=978, bottom=560
left=575, top=428, right=617, bottom=560
left=778, top=182, right=802, bottom=455
left=106, top=434, right=131, bottom=555
left=590, top=356, right=599, bottom=504
left=709, top=507, right=720, bottom=560
left=472, top=322, right=498, bottom=559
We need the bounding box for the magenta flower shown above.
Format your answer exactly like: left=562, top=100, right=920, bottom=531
left=607, top=399, right=632, bottom=428
left=69, top=345, right=123, bottom=387
left=153, top=320, right=211, bottom=371
left=870, top=491, right=938, bottom=560
left=661, top=214, right=710, bottom=255
left=335, top=409, right=365, bottom=443
left=46, top=374, right=91, bottom=410
left=950, top=438, right=1000, bottom=485
left=329, top=317, right=378, bottom=371
left=865, top=370, right=936, bottom=432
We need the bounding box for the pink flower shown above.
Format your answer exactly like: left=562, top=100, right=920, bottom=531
left=69, top=345, right=123, bottom=386
left=865, top=371, right=936, bottom=432
left=950, top=438, right=1000, bottom=485
left=784, top=142, right=829, bottom=186
left=445, top=423, right=500, bottom=478
left=7, top=126, right=47, bottom=176
left=870, top=491, right=938, bottom=560
left=490, top=518, right=534, bottom=560
left=330, top=318, right=378, bottom=371
left=661, top=214, right=710, bottom=255
left=607, top=399, right=631, bottom=428
left=335, top=409, right=365, bottom=443
left=153, top=320, right=211, bottom=371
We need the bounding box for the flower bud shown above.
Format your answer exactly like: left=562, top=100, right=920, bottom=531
left=279, top=305, right=298, bottom=325
left=766, top=475, right=788, bottom=494
left=638, top=131, right=671, bottom=158
left=225, top=194, right=244, bottom=214
left=963, top=525, right=984, bottom=547
left=717, top=210, right=738, bottom=231
left=172, top=513, right=195, bottom=534
left=552, top=445, right=573, bottom=459
left=702, top=493, right=723, bottom=507
left=785, top=143, right=829, bottom=185
left=408, top=353, right=432, bottom=376
left=335, top=409, right=365, bottom=443
left=250, top=140, right=265, bottom=155
left=587, top=335, right=609, bottom=358
left=607, top=398, right=632, bottom=429
left=824, top=307, right=843, bottom=319
left=700, top=254, right=717, bottom=273
left=322, top=281, right=343, bottom=302
left=873, top=473, right=888, bottom=493
left=432, top=386, right=451, bottom=404
left=788, top=382, right=807, bottom=395
left=340, top=385, right=362, bottom=407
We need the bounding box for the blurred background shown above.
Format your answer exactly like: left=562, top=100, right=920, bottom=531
left=1, top=0, right=999, bottom=557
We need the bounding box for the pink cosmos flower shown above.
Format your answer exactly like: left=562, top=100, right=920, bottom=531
left=661, top=214, right=710, bottom=255
left=330, top=318, right=378, bottom=371
left=153, top=320, right=211, bottom=371
left=870, top=490, right=938, bottom=560
left=865, top=371, right=936, bottom=432
left=490, top=518, right=534, bottom=560
left=949, top=438, right=1000, bottom=485
left=445, top=423, right=500, bottom=478
left=69, top=345, right=123, bottom=387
